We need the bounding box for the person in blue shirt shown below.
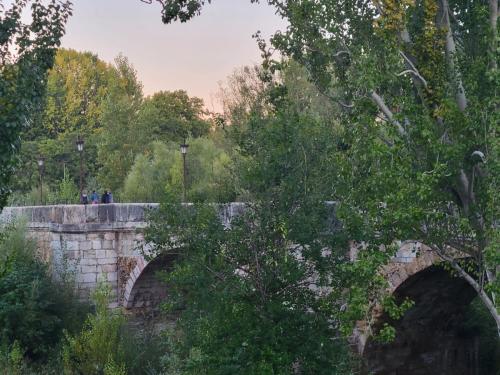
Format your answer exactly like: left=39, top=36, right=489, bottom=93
left=90, top=190, right=99, bottom=204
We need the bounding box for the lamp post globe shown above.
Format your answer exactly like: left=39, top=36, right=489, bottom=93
left=37, top=156, right=45, bottom=205
left=76, top=138, right=84, bottom=152
left=180, top=143, right=189, bottom=154
left=76, top=137, right=85, bottom=202
left=180, top=142, right=189, bottom=202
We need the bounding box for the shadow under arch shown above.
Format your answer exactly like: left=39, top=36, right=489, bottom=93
left=363, top=264, right=483, bottom=375
left=123, top=253, right=176, bottom=311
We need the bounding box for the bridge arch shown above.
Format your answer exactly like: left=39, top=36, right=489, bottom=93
left=122, top=253, right=175, bottom=310
left=362, top=253, right=482, bottom=375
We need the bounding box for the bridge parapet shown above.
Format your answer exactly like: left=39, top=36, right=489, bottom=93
left=0, top=203, right=158, bottom=231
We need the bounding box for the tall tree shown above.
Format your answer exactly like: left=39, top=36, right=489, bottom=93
left=26, top=48, right=114, bottom=140
left=151, top=0, right=500, bottom=334
left=0, top=0, right=72, bottom=210
left=145, top=108, right=366, bottom=374
left=96, top=54, right=144, bottom=192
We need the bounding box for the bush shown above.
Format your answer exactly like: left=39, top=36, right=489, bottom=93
left=0, top=221, right=86, bottom=360
left=62, top=283, right=127, bottom=375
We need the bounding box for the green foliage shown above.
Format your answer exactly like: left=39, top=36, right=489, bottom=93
left=144, top=102, right=380, bottom=372
left=160, top=0, right=500, bottom=334
left=122, top=138, right=236, bottom=203
left=96, top=54, right=144, bottom=193
left=55, top=167, right=79, bottom=204
left=0, top=221, right=86, bottom=360
left=0, top=0, right=72, bottom=210
left=33, top=49, right=116, bottom=139
left=62, top=283, right=127, bottom=375
left=9, top=45, right=217, bottom=200
left=147, top=90, right=210, bottom=141
left=0, top=341, right=25, bottom=375
left=147, top=201, right=357, bottom=374
left=121, top=141, right=176, bottom=203
left=62, top=282, right=165, bottom=375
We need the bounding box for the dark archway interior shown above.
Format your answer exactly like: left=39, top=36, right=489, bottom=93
left=127, top=254, right=175, bottom=312
left=363, top=265, right=494, bottom=375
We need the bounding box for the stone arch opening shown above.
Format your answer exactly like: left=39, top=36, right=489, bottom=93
left=123, top=254, right=176, bottom=311
left=363, top=264, right=489, bottom=375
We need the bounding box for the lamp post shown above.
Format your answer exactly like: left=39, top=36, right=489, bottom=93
left=76, top=137, right=85, bottom=202
left=180, top=141, right=189, bottom=202
left=37, top=156, right=45, bottom=205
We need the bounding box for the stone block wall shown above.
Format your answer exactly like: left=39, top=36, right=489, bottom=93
left=0, top=204, right=157, bottom=306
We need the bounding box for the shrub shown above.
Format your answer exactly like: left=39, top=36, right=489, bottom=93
left=62, top=283, right=128, bottom=375
left=0, top=221, right=85, bottom=360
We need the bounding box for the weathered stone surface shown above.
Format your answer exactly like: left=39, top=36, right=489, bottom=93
left=78, top=273, right=97, bottom=283
left=79, top=241, right=92, bottom=251
left=85, top=205, right=99, bottom=223
left=102, top=240, right=114, bottom=249
left=65, top=240, right=79, bottom=251
left=81, top=265, right=97, bottom=273
left=99, top=264, right=116, bottom=273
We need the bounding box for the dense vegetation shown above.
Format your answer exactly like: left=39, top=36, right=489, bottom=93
left=156, top=0, right=500, bottom=335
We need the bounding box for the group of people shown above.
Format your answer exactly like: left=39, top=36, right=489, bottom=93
left=80, top=190, right=113, bottom=204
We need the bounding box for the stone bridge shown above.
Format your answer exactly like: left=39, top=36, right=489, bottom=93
left=0, top=204, right=481, bottom=375
left=0, top=203, right=242, bottom=310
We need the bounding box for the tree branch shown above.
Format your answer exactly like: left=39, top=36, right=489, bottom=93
left=370, top=91, right=407, bottom=137
left=440, top=0, right=468, bottom=112
left=489, top=0, right=498, bottom=70
left=398, top=51, right=428, bottom=88
left=433, top=245, right=500, bottom=336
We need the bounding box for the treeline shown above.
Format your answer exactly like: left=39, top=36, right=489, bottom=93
left=9, top=49, right=236, bottom=205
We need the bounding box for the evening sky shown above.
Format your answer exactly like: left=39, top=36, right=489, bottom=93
left=61, top=0, right=285, bottom=111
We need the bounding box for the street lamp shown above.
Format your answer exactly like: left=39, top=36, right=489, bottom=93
left=76, top=137, right=85, bottom=202
left=37, top=156, right=45, bottom=205
left=180, top=141, right=189, bottom=202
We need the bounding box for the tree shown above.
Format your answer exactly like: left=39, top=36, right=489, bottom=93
left=216, top=65, right=270, bottom=128
left=144, top=98, right=402, bottom=372
left=146, top=90, right=210, bottom=141
left=13, top=50, right=143, bottom=196
left=98, top=86, right=210, bottom=194
left=0, top=0, right=72, bottom=210
left=36, top=49, right=115, bottom=139
left=153, top=0, right=500, bottom=335
left=97, top=54, right=144, bottom=192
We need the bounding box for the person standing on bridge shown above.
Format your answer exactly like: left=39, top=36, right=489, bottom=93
left=90, top=190, right=99, bottom=204
left=81, top=191, right=88, bottom=205
left=101, top=190, right=110, bottom=204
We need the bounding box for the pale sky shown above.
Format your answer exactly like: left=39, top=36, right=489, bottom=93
left=61, top=0, right=285, bottom=111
